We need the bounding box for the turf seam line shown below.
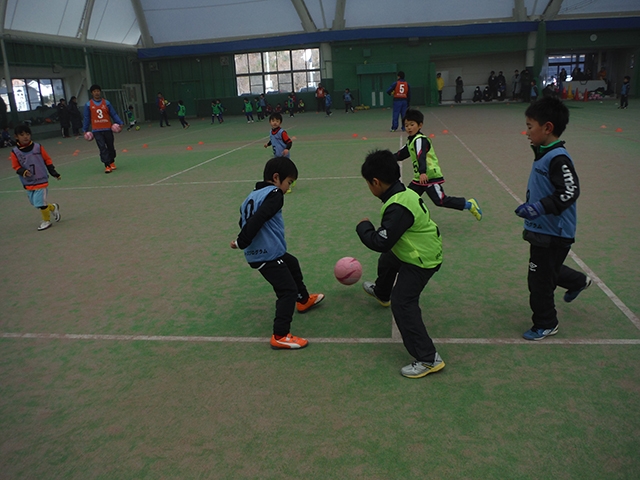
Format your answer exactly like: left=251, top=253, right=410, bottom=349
left=429, top=111, right=640, bottom=331
left=2, top=332, right=639, bottom=345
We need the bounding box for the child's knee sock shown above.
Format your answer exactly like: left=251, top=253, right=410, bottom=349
left=40, top=205, right=52, bottom=221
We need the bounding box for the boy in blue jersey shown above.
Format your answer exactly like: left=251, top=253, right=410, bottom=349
left=619, top=76, right=630, bottom=109
left=11, top=125, right=61, bottom=231
left=264, top=113, right=295, bottom=193
left=231, top=157, right=324, bottom=349
left=516, top=97, right=591, bottom=341
left=264, top=113, right=292, bottom=158
left=357, top=149, right=445, bottom=378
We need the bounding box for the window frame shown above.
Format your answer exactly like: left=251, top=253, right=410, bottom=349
left=235, top=48, right=321, bottom=96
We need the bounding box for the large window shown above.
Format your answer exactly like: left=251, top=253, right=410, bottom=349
left=547, top=54, right=590, bottom=82
left=0, top=78, right=66, bottom=112
left=235, top=48, right=320, bottom=95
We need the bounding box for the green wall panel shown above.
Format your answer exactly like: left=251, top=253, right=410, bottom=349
left=4, top=41, right=85, bottom=68
left=88, top=50, right=141, bottom=90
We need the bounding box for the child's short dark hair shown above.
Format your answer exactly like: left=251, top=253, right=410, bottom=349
left=15, top=124, right=32, bottom=135
left=397, top=71, right=405, bottom=79
left=269, top=112, right=283, bottom=122
left=404, top=108, right=424, bottom=124
left=624, top=75, right=631, bottom=81
left=264, top=156, right=298, bottom=182
left=89, top=84, right=101, bottom=92
left=361, top=149, right=400, bottom=185
left=525, top=97, right=569, bottom=137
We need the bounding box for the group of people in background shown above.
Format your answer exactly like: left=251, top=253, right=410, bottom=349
left=56, top=96, right=83, bottom=138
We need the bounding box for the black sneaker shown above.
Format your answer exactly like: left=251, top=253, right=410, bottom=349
left=564, top=277, right=592, bottom=303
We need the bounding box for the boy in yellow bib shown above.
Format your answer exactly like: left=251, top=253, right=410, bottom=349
left=357, top=149, right=445, bottom=379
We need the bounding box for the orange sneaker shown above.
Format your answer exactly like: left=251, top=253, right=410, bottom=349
left=104, top=165, right=112, bottom=174
left=296, top=293, right=325, bottom=313
left=270, top=333, right=308, bottom=350
left=109, top=162, right=117, bottom=170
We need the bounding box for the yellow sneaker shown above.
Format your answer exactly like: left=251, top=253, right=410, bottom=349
left=468, top=198, right=482, bottom=221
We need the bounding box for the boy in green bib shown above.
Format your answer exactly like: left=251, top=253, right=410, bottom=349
left=357, top=149, right=445, bottom=379
left=396, top=109, right=482, bottom=220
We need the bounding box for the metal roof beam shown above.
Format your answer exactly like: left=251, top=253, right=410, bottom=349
left=542, top=0, right=564, bottom=21
left=290, top=0, right=317, bottom=32
left=130, top=0, right=152, bottom=47
left=332, top=0, right=346, bottom=30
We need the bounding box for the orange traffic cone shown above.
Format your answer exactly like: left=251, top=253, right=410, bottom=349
left=583, top=88, right=589, bottom=102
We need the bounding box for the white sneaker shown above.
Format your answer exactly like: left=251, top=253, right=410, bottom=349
left=401, top=353, right=445, bottom=378
left=52, top=203, right=61, bottom=222
left=38, top=221, right=52, bottom=231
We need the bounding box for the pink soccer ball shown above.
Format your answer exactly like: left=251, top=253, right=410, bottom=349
left=111, top=123, right=122, bottom=133
left=334, top=257, right=362, bottom=286
left=84, top=131, right=94, bottom=141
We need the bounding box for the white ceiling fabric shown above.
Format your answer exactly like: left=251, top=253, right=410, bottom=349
left=1, top=0, right=639, bottom=47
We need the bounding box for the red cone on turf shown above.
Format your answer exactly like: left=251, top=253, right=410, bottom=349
left=521, top=131, right=527, bottom=135
left=198, top=141, right=204, bottom=145
left=143, top=144, right=149, bottom=148
left=187, top=146, right=193, bottom=150
left=122, top=149, right=128, bottom=152
left=352, top=133, right=358, bottom=138
left=600, top=125, right=607, bottom=129
left=442, top=129, right=449, bottom=134
left=615, top=128, right=623, bottom=132
left=429, top=133, right=436, bottom=138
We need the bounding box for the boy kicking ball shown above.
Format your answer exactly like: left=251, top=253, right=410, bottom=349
left=231, top=156, right=324, bottom=349
left=357, top=149, right=445, bottom=378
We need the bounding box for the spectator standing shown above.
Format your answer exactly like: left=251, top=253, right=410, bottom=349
left=511, top=70, right=521, bottom=101
left=520, top=69, right=532, bottom=102
left=454, top=76, right=464, bottom=104
left=488, top=71, right=497, bottom=99
left=315, top=83, right=326, bottom=112
left=57, top=98, right=71, bottom=138
left=68, top=96, right=83, bottom=136
left=386, top=71, right=410, bottom=131
left=496, top=71, right=507, bottom=100
left=436, top=73, right=444, bottom=104
left=157, top=92, right=170, bottom=127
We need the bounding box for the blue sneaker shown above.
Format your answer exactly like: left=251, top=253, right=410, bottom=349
left=522, top=325, right=559, bottom=341
left=564, top=276, right=592, bottom=303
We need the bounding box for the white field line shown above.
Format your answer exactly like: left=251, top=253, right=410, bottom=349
left=429, top=111, right=640, bottom=330
left=150, top=137, right=265, bottom=185
left=2, top=332, right=639, bottom=345
left=0, top=175, right=363, bottom=195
